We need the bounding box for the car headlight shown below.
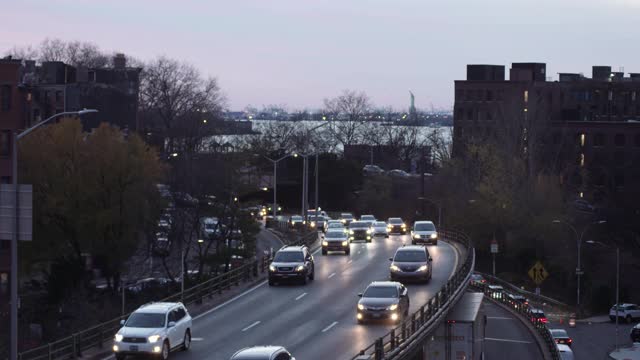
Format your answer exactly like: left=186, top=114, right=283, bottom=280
left=349, top=230, right=355, bottom=234
left=358, top=304, right=365, bottom=310
left=431, top=233, right=438, bottom=239
left=269, top=265, right=276, bottom=272
left=296, top=265, right=305, bottom=272
left=401, top=223, right=406, bottom=228
left=367, top=229, right=373, bottom=234
left=342, top=241, right=348, bottom=246
left=390, top=264, right=400, bottom=272
left=388, top=304, right=398, bottom=311
left=115, top=334, right=123, bottom=342
left=322, top=241, right=329, bottom=246
left=148, top=335, right=161, bottom=343
left=413, top=234, right=421, bottom=239
left=418, top=265, right=428, bottom=272
left=341, top=219, right=346, bottom=223
left=310, top=222, right=316, bottom=227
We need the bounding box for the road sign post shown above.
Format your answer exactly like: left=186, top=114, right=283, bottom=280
left=490, top=239, right=498, bottom=277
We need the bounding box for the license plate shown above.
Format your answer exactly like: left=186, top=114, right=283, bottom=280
left=129, top=345, right=138, bottom=351
left=373, top=313, right=381, bottom=318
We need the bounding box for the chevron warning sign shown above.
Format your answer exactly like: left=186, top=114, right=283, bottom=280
left=528, top=261, right=549, bottom=285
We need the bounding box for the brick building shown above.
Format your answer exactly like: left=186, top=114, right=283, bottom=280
left=453, top=62, right=640, bottom=207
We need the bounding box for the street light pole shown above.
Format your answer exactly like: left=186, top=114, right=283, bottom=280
left=263, top=154, right=292, bottom=219
left=615, top=246, right=620, bottom=352
left=10, top=109, right=97, bottom=360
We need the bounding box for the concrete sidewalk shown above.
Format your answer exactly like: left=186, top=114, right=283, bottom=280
left=609, top=343, right=640, bottom=360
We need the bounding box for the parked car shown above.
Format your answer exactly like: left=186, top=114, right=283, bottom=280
left=268, top=245, right=315, bottom=286
left=610, top=303, right=640, bottom=323
left=357, top=281, right=410, bottom=324
left=550, top=328, right=572, bottom=347
left=372, top=221, right=389, bottom=238
left=389, top=245, right=433, bottom=283
left=113, top=302, right=192, bottom=360
left=200, top=217, right=219, bottom=239
left=363, top=164, right=385, bottom=175
left=230, top=346, right=296, bottom=360
left=630, top=323, right=640, bottom=343
left=410, top=220, right=438, bottom=245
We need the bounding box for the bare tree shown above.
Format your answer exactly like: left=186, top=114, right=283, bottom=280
left=139, top=56, right=226, bottom=155
left=6, top=38, right=112, bottom=68
left=323, top=89, right=373, bottom=146
left=4, top=45, right=38, bottom=60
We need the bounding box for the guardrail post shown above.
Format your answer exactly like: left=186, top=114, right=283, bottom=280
left=420, top=306, right=425, bottom=325
left=401, top=321, right=407, bottom=343
left=390, top=329, right=396, bottom=349
left=72, top=333, right=77, bottom=358
left=374, top=338, right=384, bottom=360
left=98, top=324, right=103, bottom=349
left=48, top=343, right=52, bottom=360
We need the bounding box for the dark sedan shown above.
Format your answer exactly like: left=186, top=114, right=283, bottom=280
left=356, top=281, right=409, bottom=324
left=387, top=217, right=407, bottom=235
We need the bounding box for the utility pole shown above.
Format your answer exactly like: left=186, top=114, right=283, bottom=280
left=615, top=246, right=620, bottom=352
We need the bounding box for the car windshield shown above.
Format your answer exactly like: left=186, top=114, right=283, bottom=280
left=364, top=286, right=398, bottom=298
left=374, top=222, right=386, bottom=227
left=414, top=223, right=435, bottom=231
left=274, top=251, right=304, bottom=262
left=388, top=218, right=403, bottom=224
left=350, top=222, right=369, bottom=229
left=341, top=214, right=354, bottom=219
left=326, top=232, right=346, bottom=239
left=551, top=329, right=568, bottom=337
left=125, top=312, right=166, bottom=328
left=394, top=251, right=427, bottom=262
left=611, top=305, right=629, bottom=310
left=361, top=215, right=375, bottom=220
left=310, top=216, right=323, bottom=221
left=291, top=216, right=303, bottom=221
left=328, top=223, right=343, bottom=228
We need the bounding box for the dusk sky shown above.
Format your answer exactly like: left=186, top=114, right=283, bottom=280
left=2, top=0, right=638, bottom=111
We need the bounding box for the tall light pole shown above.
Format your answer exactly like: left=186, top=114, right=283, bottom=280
left=552, top=219, right=606, bottom=309
left=263, top=154, right=294, bottom=218
left=10, top=109, right=98, bottom=359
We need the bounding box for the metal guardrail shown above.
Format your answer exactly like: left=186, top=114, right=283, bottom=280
left=350, top=229, right=475, bottom=360
left=470, top=281, right=562, bottom=360
left=17, top=256, right=271, bottom=360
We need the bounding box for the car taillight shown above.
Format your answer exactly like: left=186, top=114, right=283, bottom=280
left=567, top=338, right=572, bottom=343
left=541, top=318, right=548, bottom=323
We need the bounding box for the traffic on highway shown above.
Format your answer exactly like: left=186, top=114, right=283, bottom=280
left=110, top=214, right=460, bottom=360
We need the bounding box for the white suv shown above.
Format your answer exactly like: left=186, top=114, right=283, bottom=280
left=113, top=302, right=192, bottom=360
left=411, top=221, right=438, bottom=245
left=610, top=303, right=640, bottom=323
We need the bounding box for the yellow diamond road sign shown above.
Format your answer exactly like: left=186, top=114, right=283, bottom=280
left=528, top=261, right=549, bottom=285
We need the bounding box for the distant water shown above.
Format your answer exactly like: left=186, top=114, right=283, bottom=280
left=206, top=119, right=452, bottom=151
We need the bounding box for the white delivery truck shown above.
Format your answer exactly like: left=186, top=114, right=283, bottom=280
left=422, top=292, right=486, bottom=360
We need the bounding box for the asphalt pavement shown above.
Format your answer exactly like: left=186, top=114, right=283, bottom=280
left=483, top=301, right=543, bottom=360
left=108, top=233, right=460, bottom=360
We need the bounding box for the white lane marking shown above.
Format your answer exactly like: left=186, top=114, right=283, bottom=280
left=193, top=281, right=266, bottom=320
left=295, top=292, right=307, bottom=301
left=347, top=259, right=353, bottom=264
left=242, top=321, right=261, bottom=332
left=321, top=321, right=339, bottom=333
left=445, top=241, right=459, bottom=281
left=191, top=337, right=204, bottom=341
left=328, top=272, right=336, bottom=279
left=485, top=337, right=532, bottom=344
left=487, top=316, right=513, bottom=320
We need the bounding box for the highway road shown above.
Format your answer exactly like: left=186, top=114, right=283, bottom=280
left=483, top=301, right=542, bottom=360
left=110, top=233, right=461, bottom=360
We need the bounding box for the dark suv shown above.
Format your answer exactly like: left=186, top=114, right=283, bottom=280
left=387, top=217, right=407, bottom=235
left=389, top=245, right=433, bottom=283
left=349, top=221, right=372, bottom=242
left=268, top=246, right=315, bottom=286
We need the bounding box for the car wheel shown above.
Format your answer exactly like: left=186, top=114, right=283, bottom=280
left=367, top=238, right=372, bottom=243
left=160, top=341, right=170, bottom=360
left=322, top=249, right=327, bottom=255
left=309, top=268, right=315, bottom=281
left=627, top=315, right=633, bottom=324
left=345, top=249, right=350, bottom=255
left=385, top=234, right=389, bottom=238
left=301, top=274, right=308, bottom=285
left=181, top=330, right=191, bottom=351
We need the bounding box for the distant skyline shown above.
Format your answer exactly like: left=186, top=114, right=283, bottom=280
left=2, top=0, right=638, bottom=110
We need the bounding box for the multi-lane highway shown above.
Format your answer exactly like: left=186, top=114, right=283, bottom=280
left=483, top=301, right=542, bottom=360
left=113, top=232, right=459, bottom=360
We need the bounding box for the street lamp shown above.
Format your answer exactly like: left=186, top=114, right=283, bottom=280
left=585, top=240, right=620, bottom=352
left=551, top=219, right=606, bottom=309
left=10, top=109, right=98, bottom=359
left=262, top=154, right=295, bottom=218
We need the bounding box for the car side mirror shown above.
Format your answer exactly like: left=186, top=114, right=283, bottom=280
left=357, top=293, right=363, bottom=297
left=429, top=257, right=433, bottom=262
left=389, top=257, right=393, bottom=261
left=168, top=321, right=176, bottom=328
left=120, top=320, right=125, bottom=326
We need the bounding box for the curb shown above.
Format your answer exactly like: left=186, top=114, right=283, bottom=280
left=484, top=294, right=554, bottom=360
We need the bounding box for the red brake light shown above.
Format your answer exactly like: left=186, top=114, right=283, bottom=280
left=567, top=338, right=572, bottom=343
left=541, top=318, right=548, bottom=323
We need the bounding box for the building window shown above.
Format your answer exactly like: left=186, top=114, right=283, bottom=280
left=613, top=151, right=626, bottom=165
left=593, top=133, right=605, bottom=147
left=0, top=131, right=10, bottom=156
left=55, top=91, right=63, bottom=103
left=614, top=134, right=625, bottom=147
left=1, top=85, right=11, bottom=111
